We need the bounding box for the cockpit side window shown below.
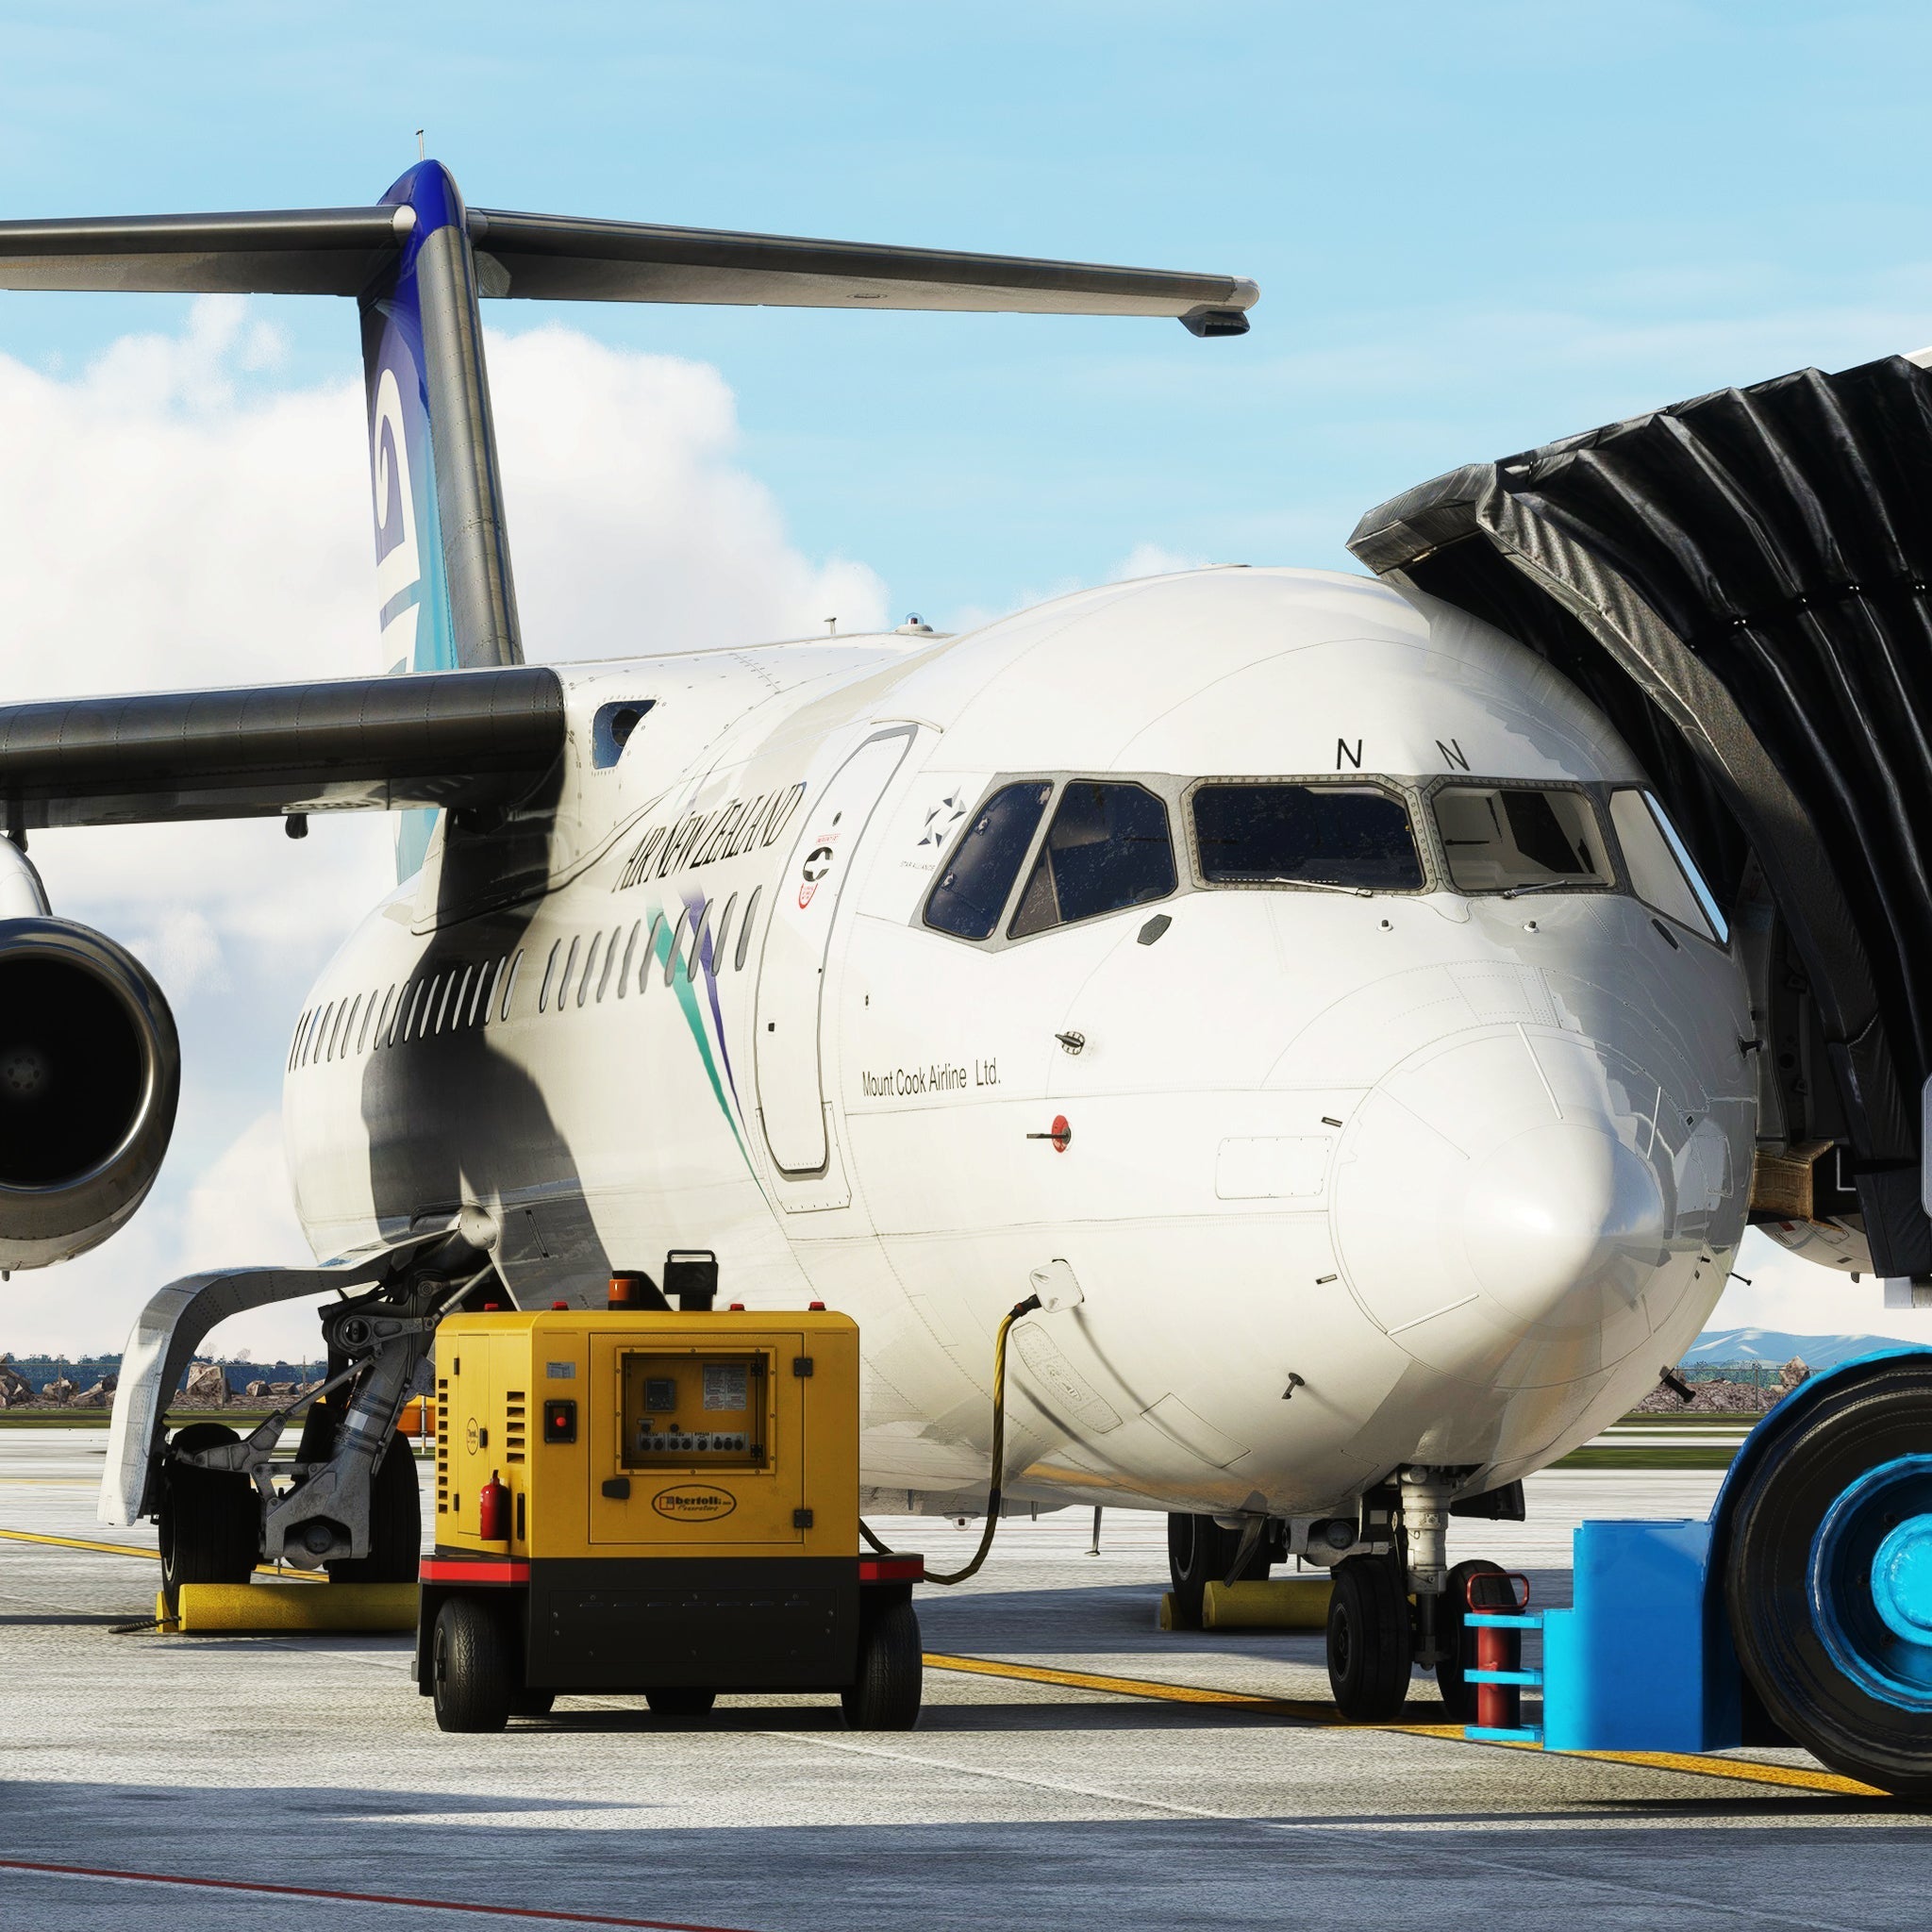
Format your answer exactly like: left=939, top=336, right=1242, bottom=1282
left=1009, top=781, right=1176, bottom=938
left=1192, top=782, right=1424, bottom=891
left=1610, top=789, right=1726, bottom=942
left=1433, top=785, right=1612, bottom=893
left=924, top=781, right=1052, bottom=940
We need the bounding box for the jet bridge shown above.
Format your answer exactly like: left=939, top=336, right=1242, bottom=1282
left=1350, top=350, right=1932, bottom=1279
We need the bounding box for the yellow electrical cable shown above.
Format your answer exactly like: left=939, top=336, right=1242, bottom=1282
left=924, top=1293, right=1041, bottom=1586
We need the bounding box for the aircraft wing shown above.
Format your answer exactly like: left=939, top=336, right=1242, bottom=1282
left=0, top=664, right=563, bottom=829
left=0, top=206, right=1257, bottom=333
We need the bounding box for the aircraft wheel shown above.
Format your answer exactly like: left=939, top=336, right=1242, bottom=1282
left=1435, top=1557, right=1508, bottom=1722
left=431, top=1595, right=513, bottom=1733
left=1166, top=1512, right=1270, bottom=1627
left=1326, top=1554, right=1412, bottom=1721
left=158, top=1422, right=258, bottom=1598
left=842, top=1599, right=923, bottom=1730
left=644, top=1688, right=717, bottom=1717
left=1726, top=1356, right=1932, bottom=1796
left=326, top=1433, right=422, bottom=1583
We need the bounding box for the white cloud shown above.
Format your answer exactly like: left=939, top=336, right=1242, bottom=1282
left=0, top=298, right=890, bottom=1357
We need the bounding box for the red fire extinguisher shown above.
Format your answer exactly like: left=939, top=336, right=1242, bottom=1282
left=479, top=1470, right=510, bottom=1544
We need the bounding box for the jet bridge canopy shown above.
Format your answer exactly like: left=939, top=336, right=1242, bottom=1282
left=1348, top=352, right=1932, bottom=1275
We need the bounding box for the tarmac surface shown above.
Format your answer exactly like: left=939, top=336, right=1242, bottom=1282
left=2, top=1428, right=1928, bottom=1929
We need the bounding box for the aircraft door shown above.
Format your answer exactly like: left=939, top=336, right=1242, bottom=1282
left=755, top=726, right=916, bottom=1177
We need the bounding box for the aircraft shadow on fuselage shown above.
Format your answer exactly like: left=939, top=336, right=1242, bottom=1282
left=355, top=785, right=619, bottom=1304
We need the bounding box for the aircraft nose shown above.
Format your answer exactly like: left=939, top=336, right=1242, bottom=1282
left=1460, top=1120, right=1668, bottom=1329
left=1327, top=1020, right=1736, bottom=1389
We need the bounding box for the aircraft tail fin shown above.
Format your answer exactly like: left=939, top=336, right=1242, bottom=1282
left=360, top=163, right=522, bottom=876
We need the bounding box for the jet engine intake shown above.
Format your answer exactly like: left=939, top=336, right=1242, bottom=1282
left=0, top=916, right=179, bottom=1269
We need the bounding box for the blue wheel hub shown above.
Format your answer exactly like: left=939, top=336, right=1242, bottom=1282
left=1810, top=1454, right=1932, bottom=1710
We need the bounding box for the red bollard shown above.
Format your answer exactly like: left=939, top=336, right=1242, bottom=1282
left=1469, top=1571, right=1532, bottom=1731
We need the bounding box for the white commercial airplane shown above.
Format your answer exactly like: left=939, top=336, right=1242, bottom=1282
left=3, top=161, right=1927, bottom=1783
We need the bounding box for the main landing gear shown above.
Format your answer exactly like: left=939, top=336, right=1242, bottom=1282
left=1165, top=1511, right=1275, bottom=1627
left=145, top=1237, right=493, bottom=1604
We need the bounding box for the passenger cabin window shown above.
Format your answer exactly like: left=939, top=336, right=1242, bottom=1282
left=1193, top=782, right=1423, bottom=891
left=1610, top=790, right=1726, bottom=942
left=1433, top=785, right=1611, bottom=894
left=924, top=782, right=1052, bottom=940
left=1010, top=782, right=1176, bottom=939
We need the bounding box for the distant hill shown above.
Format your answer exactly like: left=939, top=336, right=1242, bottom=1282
left=1689, top=1328, right=1930, bottom=1374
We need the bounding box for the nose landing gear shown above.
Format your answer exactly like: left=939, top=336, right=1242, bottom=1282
left=1325, top=1554, right=1413, bottom=1720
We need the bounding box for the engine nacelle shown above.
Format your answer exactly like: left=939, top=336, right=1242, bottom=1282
left=0, top=916, right=180, bottom=1270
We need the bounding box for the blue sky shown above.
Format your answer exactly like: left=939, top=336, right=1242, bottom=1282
left=11, top=2, right=1932, bottom=620
left=7, top=1, right=1932, bottom=1354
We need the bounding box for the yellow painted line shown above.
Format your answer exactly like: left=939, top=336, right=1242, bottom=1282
left=923, top=1653, right=1886, bottom=1798
left=0, top=1527, right=158, bottom=1560
left=0, top=1525, right=322, bottom=1582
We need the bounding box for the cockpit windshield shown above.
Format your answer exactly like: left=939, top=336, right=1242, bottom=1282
left=1192, top=782, right=1424, bottom=891
left=1432, top=785, right=1611, bottom=893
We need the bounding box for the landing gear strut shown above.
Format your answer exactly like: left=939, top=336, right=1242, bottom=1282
left=141, top=1237, right=491, bottom=1590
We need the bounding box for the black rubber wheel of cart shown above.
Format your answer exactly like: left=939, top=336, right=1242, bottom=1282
left=1724, top=1355, right=1932, bottom=1797
left=326, top=1432, right=422, bottom=1584
left=1165, top=1512, right=1271, bottom=1628
left=644, top=1688, right=717, bottom=1717
left=431, top=1594, right=514, bottom=1733
left=1435, top=1557, right=1508, bottom=1722
left=158, top=1422, right=258, bottom=1600
left=1326, top=1554, right=1412, bottom=1721
left=843, top=1599, right=923, bottom=1730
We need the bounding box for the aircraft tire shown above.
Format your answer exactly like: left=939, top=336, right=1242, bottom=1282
left=158, top=1422, right=258, bottom=1598
left=325, top=1432, right=422, bottom=1584
left=645, top=1688, right=717, bottom=1717
left=842, top=1599, right=924, bottom=1730
left=1725, top=1357, right=1932, bottom=1797
left=1435, top=1557, right=1508, bottom=1722
left=1166, top=1512, right=1271, bottom=1627
left=431, top=1595, right=514, bottom=1733
left=1326, top=1554, right=1411, bottom=1721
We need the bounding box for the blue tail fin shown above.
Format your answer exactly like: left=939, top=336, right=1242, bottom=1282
left=360, top=160, right=521, bottom=877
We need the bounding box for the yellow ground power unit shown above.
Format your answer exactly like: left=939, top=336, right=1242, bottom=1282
left=414, top=1304, right=924, bottom=1732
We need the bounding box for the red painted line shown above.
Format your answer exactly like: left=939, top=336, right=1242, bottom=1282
left=0, top=1857, right=754, bottom=1930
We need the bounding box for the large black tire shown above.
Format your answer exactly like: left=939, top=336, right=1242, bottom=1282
left=1724, top=1357, right=1932, bottom=1797
left=327, top=1432, right=422, bottom=1584
left=1166, top=1513, right=1271, bottom=1627
left=431, top=1595, right=514, bottom=1733
left=842, top=1599, right=923, bottom=1730
left=158, top=1422, right=258, bottom=1599
left=644, top=1688, right=716, bottom=1717
left=1435, top=1557, right=1508, bottom=1722
left=1326, top=1555, right=1412, bottom=1721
